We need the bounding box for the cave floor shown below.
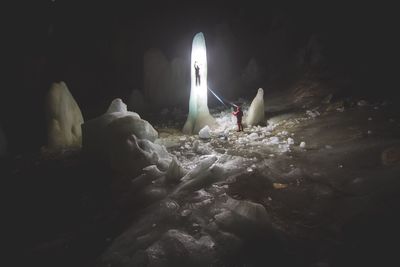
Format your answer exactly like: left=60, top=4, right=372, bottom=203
left=6, top=91, right=400, bottom=267
left=152, top=92, right=400, bottom=266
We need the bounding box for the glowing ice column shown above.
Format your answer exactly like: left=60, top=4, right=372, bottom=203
left=183, top=32, right=216, bottom=134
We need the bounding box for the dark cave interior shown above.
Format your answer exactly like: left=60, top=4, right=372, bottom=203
left=2, top=2, right=399, bottom=267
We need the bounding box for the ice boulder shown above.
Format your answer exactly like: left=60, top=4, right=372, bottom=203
left=246, top=88, right=265, bottom=126
left=107, top=133, right=171, bottom=176
left=44, top=81, right=84, bottom=150
left=248, top=132, right=259, bottom=141
left=199, top=125, right=211, bottom=139
left=82, top=99, right=158, bottom=173
left=0, top=124, right=7, bottom=157
left=106, top=98, right=127, bottom=113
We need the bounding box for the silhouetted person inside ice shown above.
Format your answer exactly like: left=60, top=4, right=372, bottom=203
left=194, top=61, right=200, bottom=86
left=232, top=105, right=243, bottom=132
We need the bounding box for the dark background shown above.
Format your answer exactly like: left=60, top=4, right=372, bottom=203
left=2, top=1, right=397, bottom=155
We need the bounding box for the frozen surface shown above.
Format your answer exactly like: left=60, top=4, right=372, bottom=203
left=44, top=81, right=84, bottom=150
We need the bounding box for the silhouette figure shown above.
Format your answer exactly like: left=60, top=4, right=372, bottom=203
left=232, top=106, right=243, bottom=132
left=194, top=61, right=200, bottom=86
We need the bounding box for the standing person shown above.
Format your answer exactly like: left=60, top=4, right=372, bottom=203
left=232, top=106, right=243, bottom=132
left=194, top=61, right=200, bottom=86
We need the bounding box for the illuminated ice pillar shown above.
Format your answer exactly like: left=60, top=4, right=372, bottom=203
left=183, top=32, right=216, bottom=134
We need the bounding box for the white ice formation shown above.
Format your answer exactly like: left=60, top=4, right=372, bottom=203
left=82, top=98, right=159, bottom=174
left=44, top=81, right=84, bottom=150
left=246, top=88, right=265, bottom=126
left=183, top=32, right=216, bottom=134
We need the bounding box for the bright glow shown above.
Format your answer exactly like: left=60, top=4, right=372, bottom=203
left=183, top=32, right=216, bottom=134
left=191, top=34, right=208, bottom=103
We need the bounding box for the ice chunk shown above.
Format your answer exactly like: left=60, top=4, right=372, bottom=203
left=198, top=125, right=211, bottom=139
left=183, top=32, right=216, bottom=134
left=165, top=156, right=187, bottom=183
left=246, top=88, right=265, bottom=126
left=82, top=99, right=160, bottom=175
left=278, top=131, right=288, bottom=136
left=45, top=81, right=84, bottom=150
left=106, top=98, right=127, bottom=113
left=265, top=136, right=279, bottom=145
left=278, top=143, right=291, bottom=153
left=181, top=155, right=217, bottom=182
left=299, top=141, right=306, bottom=148
left=108, top=134, right=171, bottom=175
left=248, top=132, right=259, bottom=140
left=142, top=165, right=164, bottom=178
left=287, top=137, right=294, bottom=145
